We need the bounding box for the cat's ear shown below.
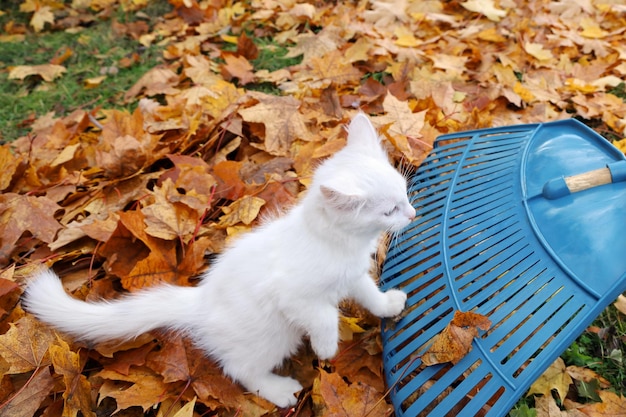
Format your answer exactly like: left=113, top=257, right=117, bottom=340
left=320, top=185, right=364, bottom=211
left=347, top=112, right=386, bottom=157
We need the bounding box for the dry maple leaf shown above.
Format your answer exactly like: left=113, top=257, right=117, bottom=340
left=0, top=193, right=62, bottom=265
left=313, top=369, right=391, bottom=417
left=528, top=357, right=572, bottom=401
left=579, top=390, right=626, bottom=416
left=97, top=366, right=171, bottom=414
left=49, top=337, right=96, bottom=417
left=218, top=195, right=266, bottom=227
left=0, top=315, right=56, bottom=375
left=461, top=0, right=507, bottom=22
left=238, top=93, right=313, bottom=156
left=220, top=53, right=256, bottom=85
left=0, top=367, right=54, bottom=417
left=8, top=64, right=66, bottom=82
left=421, top=310, right=491, bottom=366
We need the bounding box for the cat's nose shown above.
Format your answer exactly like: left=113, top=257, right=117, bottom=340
left=406, top=206, right=416, bottom=220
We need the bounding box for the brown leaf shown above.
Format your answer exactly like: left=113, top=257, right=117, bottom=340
left=142, top=179, right=201, bottom=241
left=421, top=310, right=492, bottom=366
left=124, top=66, right=179, bottom=101
left=0, top=194, right=62, bottom=261
left=0, top=146, right=22, bottom=192
left=146, top=336, right=190, bottom=383
left=212, top=160, right=247, bottom=201
left=239, top=93, right=314, bottom=156
left=535, top=395, right=568, bottom=417
left=0, top=367, right=54, bottom=417
left=566, top=365, right=611, bottom=388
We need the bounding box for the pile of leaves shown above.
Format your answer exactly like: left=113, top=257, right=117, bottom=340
left=1, top=0, right=626, bottom=416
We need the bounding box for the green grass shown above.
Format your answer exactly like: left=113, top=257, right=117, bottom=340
left=0, top=1, right=171, bottom=142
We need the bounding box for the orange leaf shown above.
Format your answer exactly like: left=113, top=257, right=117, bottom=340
left=579, top=390, right=626, bottom=416
left=0, top=193, right=62, bottom=263
left=421, top=311, right=491, bottom=366
left=313, top=369, right=391, bottom=417
left=221, top=53, right=255, bottom=85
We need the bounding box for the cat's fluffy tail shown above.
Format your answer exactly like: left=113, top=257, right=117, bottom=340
left=23, top=269, right=197, bottom=343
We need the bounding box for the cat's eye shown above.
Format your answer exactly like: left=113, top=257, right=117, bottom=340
left=384, top=206, right=399, bottom=216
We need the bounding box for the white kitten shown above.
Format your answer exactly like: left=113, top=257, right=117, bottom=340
left=23, top=113, right=415, bottom=408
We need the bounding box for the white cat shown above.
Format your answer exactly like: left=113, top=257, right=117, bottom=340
left=23, top=113, right=415, bottom=408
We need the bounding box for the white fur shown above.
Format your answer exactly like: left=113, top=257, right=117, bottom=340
left=23, top=113, right=415, bottom=408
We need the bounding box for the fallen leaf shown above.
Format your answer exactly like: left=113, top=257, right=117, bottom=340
left=0, top=315, right=56, bottom=376
left=97, top=367, right=171, bottom=414
left=579, top=390, right=626, bottom=416
left=49, top=337, right=96, bottom=417
left=313, top=369, right=391, bottom=417
left=535, top=395, right=568, bottom=417
left=0, top=193, right=62, bottom=264
left=30, top=6, right=55, bottom=32
left=421, top=310, right=491, bottom=366
left=218, top=195, right=266, bottom=227
left=0, top=367, right=54, bottom=417
left=220, top=53, right=255, bottom=85
left=8, top=64, right=66, bottom=82
left=614, top=294, right=626, bottom=315
left=461, top=0, right=507, bottom=22
left=528, top=357, right=572, bottom=401
left=239, top=93, right=314, bottom=156
left=524, top=42, right=554, bottom=62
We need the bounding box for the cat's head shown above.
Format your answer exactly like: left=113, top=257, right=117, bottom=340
left=311, top=113, right=415, bottom=234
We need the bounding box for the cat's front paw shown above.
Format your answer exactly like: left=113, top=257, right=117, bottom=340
left=380, top=289, right=407, bottom=317
left=311, top=336, right=338, bottom=360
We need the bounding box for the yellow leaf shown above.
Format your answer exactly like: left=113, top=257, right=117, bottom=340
left=219, top=196, right=266, bottom=226
left=513, top=82, right=534, bottom=103
left=461, top=0, right=507, bottom=22
left=394, top=26, right=420, bottom=47
left=338, top=316, right=365, bottom=341
left=580, top=18, right=608, bottom=39
left=524, top=42, right=554, bottom=61
left=30, top=6, right=55, bottom=32
left=528, top=357, right=572, bottom=401
left=477, top=27, right=507, bottom=43
left=172, top=397, right=196, bottom=417
left=84, top=75, right=107, bottom=88
left=49, top=337, right=96, bottom=417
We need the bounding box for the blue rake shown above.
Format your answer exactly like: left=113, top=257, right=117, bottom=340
left=380, top=119, right=626, bottom=416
